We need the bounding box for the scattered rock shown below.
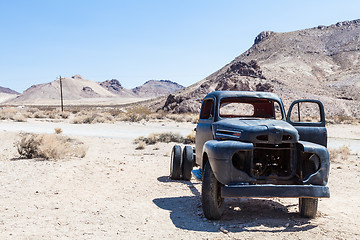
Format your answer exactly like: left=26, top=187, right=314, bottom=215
left=254, top=31, right=274, bottom=44
left=255, top=82, right=274, bottom=92
left=220, top=227, right=229, bottom=234
left=72, top=75, right=83, bottom=79
left=99, top=79, right=125, bottom=93
left=227, top=60, right=265, bottom=79
left=215, top=78, right=250, bottom=91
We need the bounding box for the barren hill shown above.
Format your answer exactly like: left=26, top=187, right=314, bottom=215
left=0, top=86, right=19, bottom=95
left=0, top=86, right=20, bottom=103
left=6, top=76, right=184, bottom=105
left=157, top=19, right=360, bottom=118
left=9, top=75, right=116, bottom=105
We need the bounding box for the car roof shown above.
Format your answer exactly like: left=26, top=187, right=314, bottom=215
left=204, top=91, right=282, bottom=103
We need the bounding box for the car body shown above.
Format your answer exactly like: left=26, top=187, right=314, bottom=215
left=193, top=91, right=330, bottom=219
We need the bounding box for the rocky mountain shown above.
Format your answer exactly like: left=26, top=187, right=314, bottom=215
left=99, top=79, right=184, bottom=98
left=132, top=80, right=184, bottom=98
left=157, top=19, right=360, bottom=118
left=99, top=79, right=135, bottom=97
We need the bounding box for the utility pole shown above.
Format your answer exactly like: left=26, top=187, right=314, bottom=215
left=58, top=75, right=64, bottom=112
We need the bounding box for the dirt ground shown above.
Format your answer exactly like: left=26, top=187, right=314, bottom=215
left=0, top=121, right=359, bottom=239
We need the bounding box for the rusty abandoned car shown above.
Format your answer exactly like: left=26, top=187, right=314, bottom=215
left=170, top=91, right=330, bottom=220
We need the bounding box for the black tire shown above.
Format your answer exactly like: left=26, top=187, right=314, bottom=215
left=170, top=145, right=182, bottom=180
left=299, top=198, right=318, bottom=218
left=202, top=161, right=224, bottom=220
left=182, top=146, right=193, bottom=181
left=299, top=154, right=319, bottom=218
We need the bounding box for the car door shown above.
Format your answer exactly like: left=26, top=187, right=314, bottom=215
left=195, top=97, right=215, bottom=167
left=286, top=99, right=327, bottom=147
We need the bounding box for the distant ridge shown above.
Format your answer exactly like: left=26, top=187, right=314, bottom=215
left=5, top=75, right=184, bottom=105
left=0, top=86, right=19, bottom=103
left=0, top=86, right=19, bottom=95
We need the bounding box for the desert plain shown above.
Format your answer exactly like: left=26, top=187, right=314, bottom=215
left=0, top=117, right=359, bottom=239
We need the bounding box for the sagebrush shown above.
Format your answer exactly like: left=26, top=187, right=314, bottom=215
left=329, top=145, right=351, bottom=162
left=135, top=131, right=195, bottom=145
left=16, top=133, right=87, bottom=160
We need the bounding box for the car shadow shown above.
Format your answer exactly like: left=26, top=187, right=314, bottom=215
left=153, top=176, right=318, bottom=233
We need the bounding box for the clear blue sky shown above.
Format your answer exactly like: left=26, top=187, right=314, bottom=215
left=0, top=0, right=359, bottom=93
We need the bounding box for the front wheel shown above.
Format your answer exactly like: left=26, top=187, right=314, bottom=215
left=202, top=161, right=224, bottom=220
left=299, top=197, right=318, bottom=218
left=170, top=145, right=182, bottom=180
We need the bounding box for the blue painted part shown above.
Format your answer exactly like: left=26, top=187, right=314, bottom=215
left=192, top=168, right=202, bottom=180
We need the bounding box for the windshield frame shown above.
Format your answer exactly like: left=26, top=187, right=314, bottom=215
left=218, top=97, right=284, bottom=120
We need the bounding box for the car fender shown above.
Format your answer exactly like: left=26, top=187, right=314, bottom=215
left=203, top=140, right=254, bottom=184
left=299, top=141, right=330, bottom=186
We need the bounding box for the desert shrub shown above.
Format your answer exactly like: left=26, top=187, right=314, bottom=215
left=25, top=108, right=70, bottom=120
left=108, top=108, right=124, bottom=117
left=72, top=111, right=114, bottom=124
left=151, top=111, right=167, bottom=120
left=135, top=141, right=146, bottom=150
left=71, top=108, right=81, bottom=114
left=32, top=110, right=48, bottom=119
left=93, top=112, right=114, bottom=123
left=135, top=132, right=185, bottom=145
left=191, top=115, right=199, bottom=124
left=0, top=108, right=17, bottom=120
left=329, top=145, right=351, bottom=162
left=46, top=110, right=58, bottom=119
left=27, top=107, right=40, bottom=114
left=167, top=114, right=185, bottom=122
left=12, top=113, right=27, bottom=122
left=122, top=105, right=151, bottom=122
left=44, top=110, right=70, bottom=119
left=72, top=111, right=97, bottom=124
left=59, top=111, right=70, bottom=119
left=16, top=133, right=87, bottom=160
left=184, top=131, right=196, bottom=144
left=327, top=114, right=358, bottom=124
left=54, top=128, right=63, bottom=134
left=0, top=108, right=27, bottom=122
left=166, top=113, right=199, bottom=123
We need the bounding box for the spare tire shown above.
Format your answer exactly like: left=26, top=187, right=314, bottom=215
left=182, top=146, right=194, bottom=181
left=170, top=145, right=182, bottom=180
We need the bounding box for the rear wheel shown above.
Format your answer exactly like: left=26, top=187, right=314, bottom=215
left=299, top=198, right=318, bottom=218
left=170, top=145, right=182, bottom=180
left=202, top=161, right=224, bottom=220
left=182, top=146, right=193, bottom=181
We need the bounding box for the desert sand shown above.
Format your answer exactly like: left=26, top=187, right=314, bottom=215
left=0, top=120, right=359, bottom=239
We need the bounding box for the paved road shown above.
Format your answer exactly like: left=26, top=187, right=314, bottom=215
left=0, top=120, right=195, bottom=139
left=1, top=120, right=359, bottom=153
